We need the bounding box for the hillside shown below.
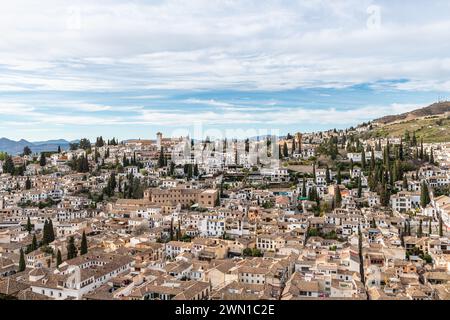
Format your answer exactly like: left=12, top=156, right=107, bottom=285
left=361, top=114, right=450, bottom=143
left=374, top=101, right=450, bottom=124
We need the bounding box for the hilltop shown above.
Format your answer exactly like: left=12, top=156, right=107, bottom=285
left=373, top=101, right=450, bottom=125
left=359, top=101, right=450, bottom=143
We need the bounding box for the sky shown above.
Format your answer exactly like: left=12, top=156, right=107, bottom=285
left=1, top=0, right=450, bottom=141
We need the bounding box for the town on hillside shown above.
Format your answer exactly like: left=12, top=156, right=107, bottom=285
left=0, top=127, right=449, bottom=301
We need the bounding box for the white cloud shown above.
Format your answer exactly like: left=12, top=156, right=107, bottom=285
left=0, top=0, right=449, bottom=92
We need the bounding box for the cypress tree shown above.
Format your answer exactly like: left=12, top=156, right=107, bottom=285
left=370, top=217, right=376, bottom=228
left=370, top=147, right=375, bottom=171
left=26, top=216, right=32, bottom=233
left=402, top=175, right=408, bottom=190
left=430, top=148, right=434, bottom=164
left=169, top=218, right=174, bottom=241
left=56, top=249, right=62, bottom=267
left=31, top=234, right=38, bottom=251
left=420, top=182, right=431, bottom=208
left=301, top=178, right=307, bottom=198
left=336, top=166, right=342, bottom=185
left=439, top=217, right=443, bottom=237
left=399, top=139, right=404, bottom=161
left=39, top=153, right=46, bottom=167
left=215, top=192, right=220, bottom=207
left=169, top=162, right=175, bottom=176
left=25, top=177, right=32, bottom=190
left=158, top=148, right=165, bottom=168
left=176, top=220, right=181, bottom=241
left=325, top=166, right=331, bottom=184
left=80, top=231, right=88, bottom=255
left=194, top=163, right=199, bottom=177
left=357, top=174, right=362, bottom=198
left=334, top=186, right=342, bottom=208
left=283, top=142, right=288, bottom=158
left=418, top=220, right=423, bottom=238
left=361, top=148, right=366, bottom=169
left=412, top=132, right=417, bottom=146
left=428, top=220, right=432, bottom=236
left=66, top=236, right=77, bottom=260
left=312, top=163, right=316, bottom=184
left=187, top=164, right=193, bottom=180
left=400, top=230, right=405, bottom=247
left=48, top=219, right=55, bottom=243
left=420, top=138, right=424, bottom=160
left=357, top=226, right=365, bottom=284
left=42, top=220, right=49, bottom=245
left=19, top=248, right=26, bottom=272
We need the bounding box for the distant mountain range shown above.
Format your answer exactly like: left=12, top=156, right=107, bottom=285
left=0, top=138, right=75, bottom=155
left=374, top=101, right=450, bottom=125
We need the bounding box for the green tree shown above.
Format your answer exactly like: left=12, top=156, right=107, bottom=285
left=48, top=219, right=55, bottom=243
left=39, top=153, right=46, bottom=167
left=402, top=175, right=408, bottom=190
left=361, top=148, right=366, bottom=169
left=420, top=138, right=424, bottom=159
left=370, top=148, right=375, bottom=171
left=215, top=192, right=221, bottom=207
left=66, top=236, right=77, bottom=260
left=42, top=220, right=50, bottom=245
left=312, top=163, right=316, bottom=184
left=31, top=234, right=38, bottom=251
left=158, top=148, right=165, bottom=168
left=336, top=166, right=342, bottom=185
left=398, top=139, right=404, bottom=161
left=187, top=164, right=193, bottom=180
left=194, top=163, right=199, bottom=177
left=2, top=155, right=14, bottom=174
left=79, top=138, right=91, bottom=150
left=357, top=227, right=365, bottom=285
left=169, top=161, right=175, bottom=176
left=370, top=217, right=377, bottom=228
left=325, top=166, right=331, bottom=184
left=80, top=231, right=88, bottom=255
left=357, top=174, right=362, bottom=198
left=420, top=182, right=431, bottom=208
left=26, top=216, right=32, bottom=233
left=23, top=146, right=32, bottom=156
left=334, top=186, right=342, bottom=208
left=19, top=248, right=26, bottom=272
left=301, top=177, right=307, bottom=198
left=169, top=218, right=174, bottom=241
left=56, top=249, right=62, bottom=267
left=283, top=142, right=288, bottom=158
left=25, top=177, right=32, bottom=190
left=418, top=220, right=423, bottom=238
left=104, top=171, right=117, bottom=197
